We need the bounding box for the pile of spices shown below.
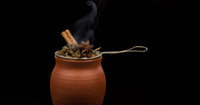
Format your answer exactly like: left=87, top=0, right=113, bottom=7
left=57, top=29, right=101, bottom=58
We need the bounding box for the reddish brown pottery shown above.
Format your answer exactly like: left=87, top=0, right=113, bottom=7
left=50, top=56, right=106, bottom=105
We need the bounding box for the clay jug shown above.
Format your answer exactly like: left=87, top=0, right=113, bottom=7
left=50, top=56, right=106, bottom=105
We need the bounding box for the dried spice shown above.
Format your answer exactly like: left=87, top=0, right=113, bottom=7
left=57, top=41, right=101, bottom=58
left=58, top=29, right=101, bottom=58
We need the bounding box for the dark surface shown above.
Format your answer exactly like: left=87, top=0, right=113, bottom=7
left=1, top=0, right=199, bottom=105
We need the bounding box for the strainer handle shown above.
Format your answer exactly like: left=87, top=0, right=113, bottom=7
left=102, top=46, right=148, bottom=54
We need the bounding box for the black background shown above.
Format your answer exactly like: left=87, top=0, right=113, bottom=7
left=1, top=0, right=199, bottom=105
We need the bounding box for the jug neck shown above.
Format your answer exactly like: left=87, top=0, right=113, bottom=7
left=55, top=56, right=102, bottom=69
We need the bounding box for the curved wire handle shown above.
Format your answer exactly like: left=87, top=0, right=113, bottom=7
left=102, top=46, right=148, bottom=54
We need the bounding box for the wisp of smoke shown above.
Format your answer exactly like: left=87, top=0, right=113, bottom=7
left=72, top=0, right=98, bottom=43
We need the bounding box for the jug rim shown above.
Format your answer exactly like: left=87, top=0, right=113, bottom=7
left=55, top=51, right=102, bottom=60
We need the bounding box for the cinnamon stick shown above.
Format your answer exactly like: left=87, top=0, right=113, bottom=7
left=61, top=31, right=72, bottom=46
left=65, top=29, right=78, bottom=46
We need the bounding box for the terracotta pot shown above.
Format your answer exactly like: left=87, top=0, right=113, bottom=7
left=50, top=56, right=106, bottom=105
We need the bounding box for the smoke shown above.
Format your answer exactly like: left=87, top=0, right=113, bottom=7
left=72, top=0, right=98, bottom=43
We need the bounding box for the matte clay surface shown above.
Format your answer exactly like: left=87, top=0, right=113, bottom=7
left=50, top=56, right=106, bottom=105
